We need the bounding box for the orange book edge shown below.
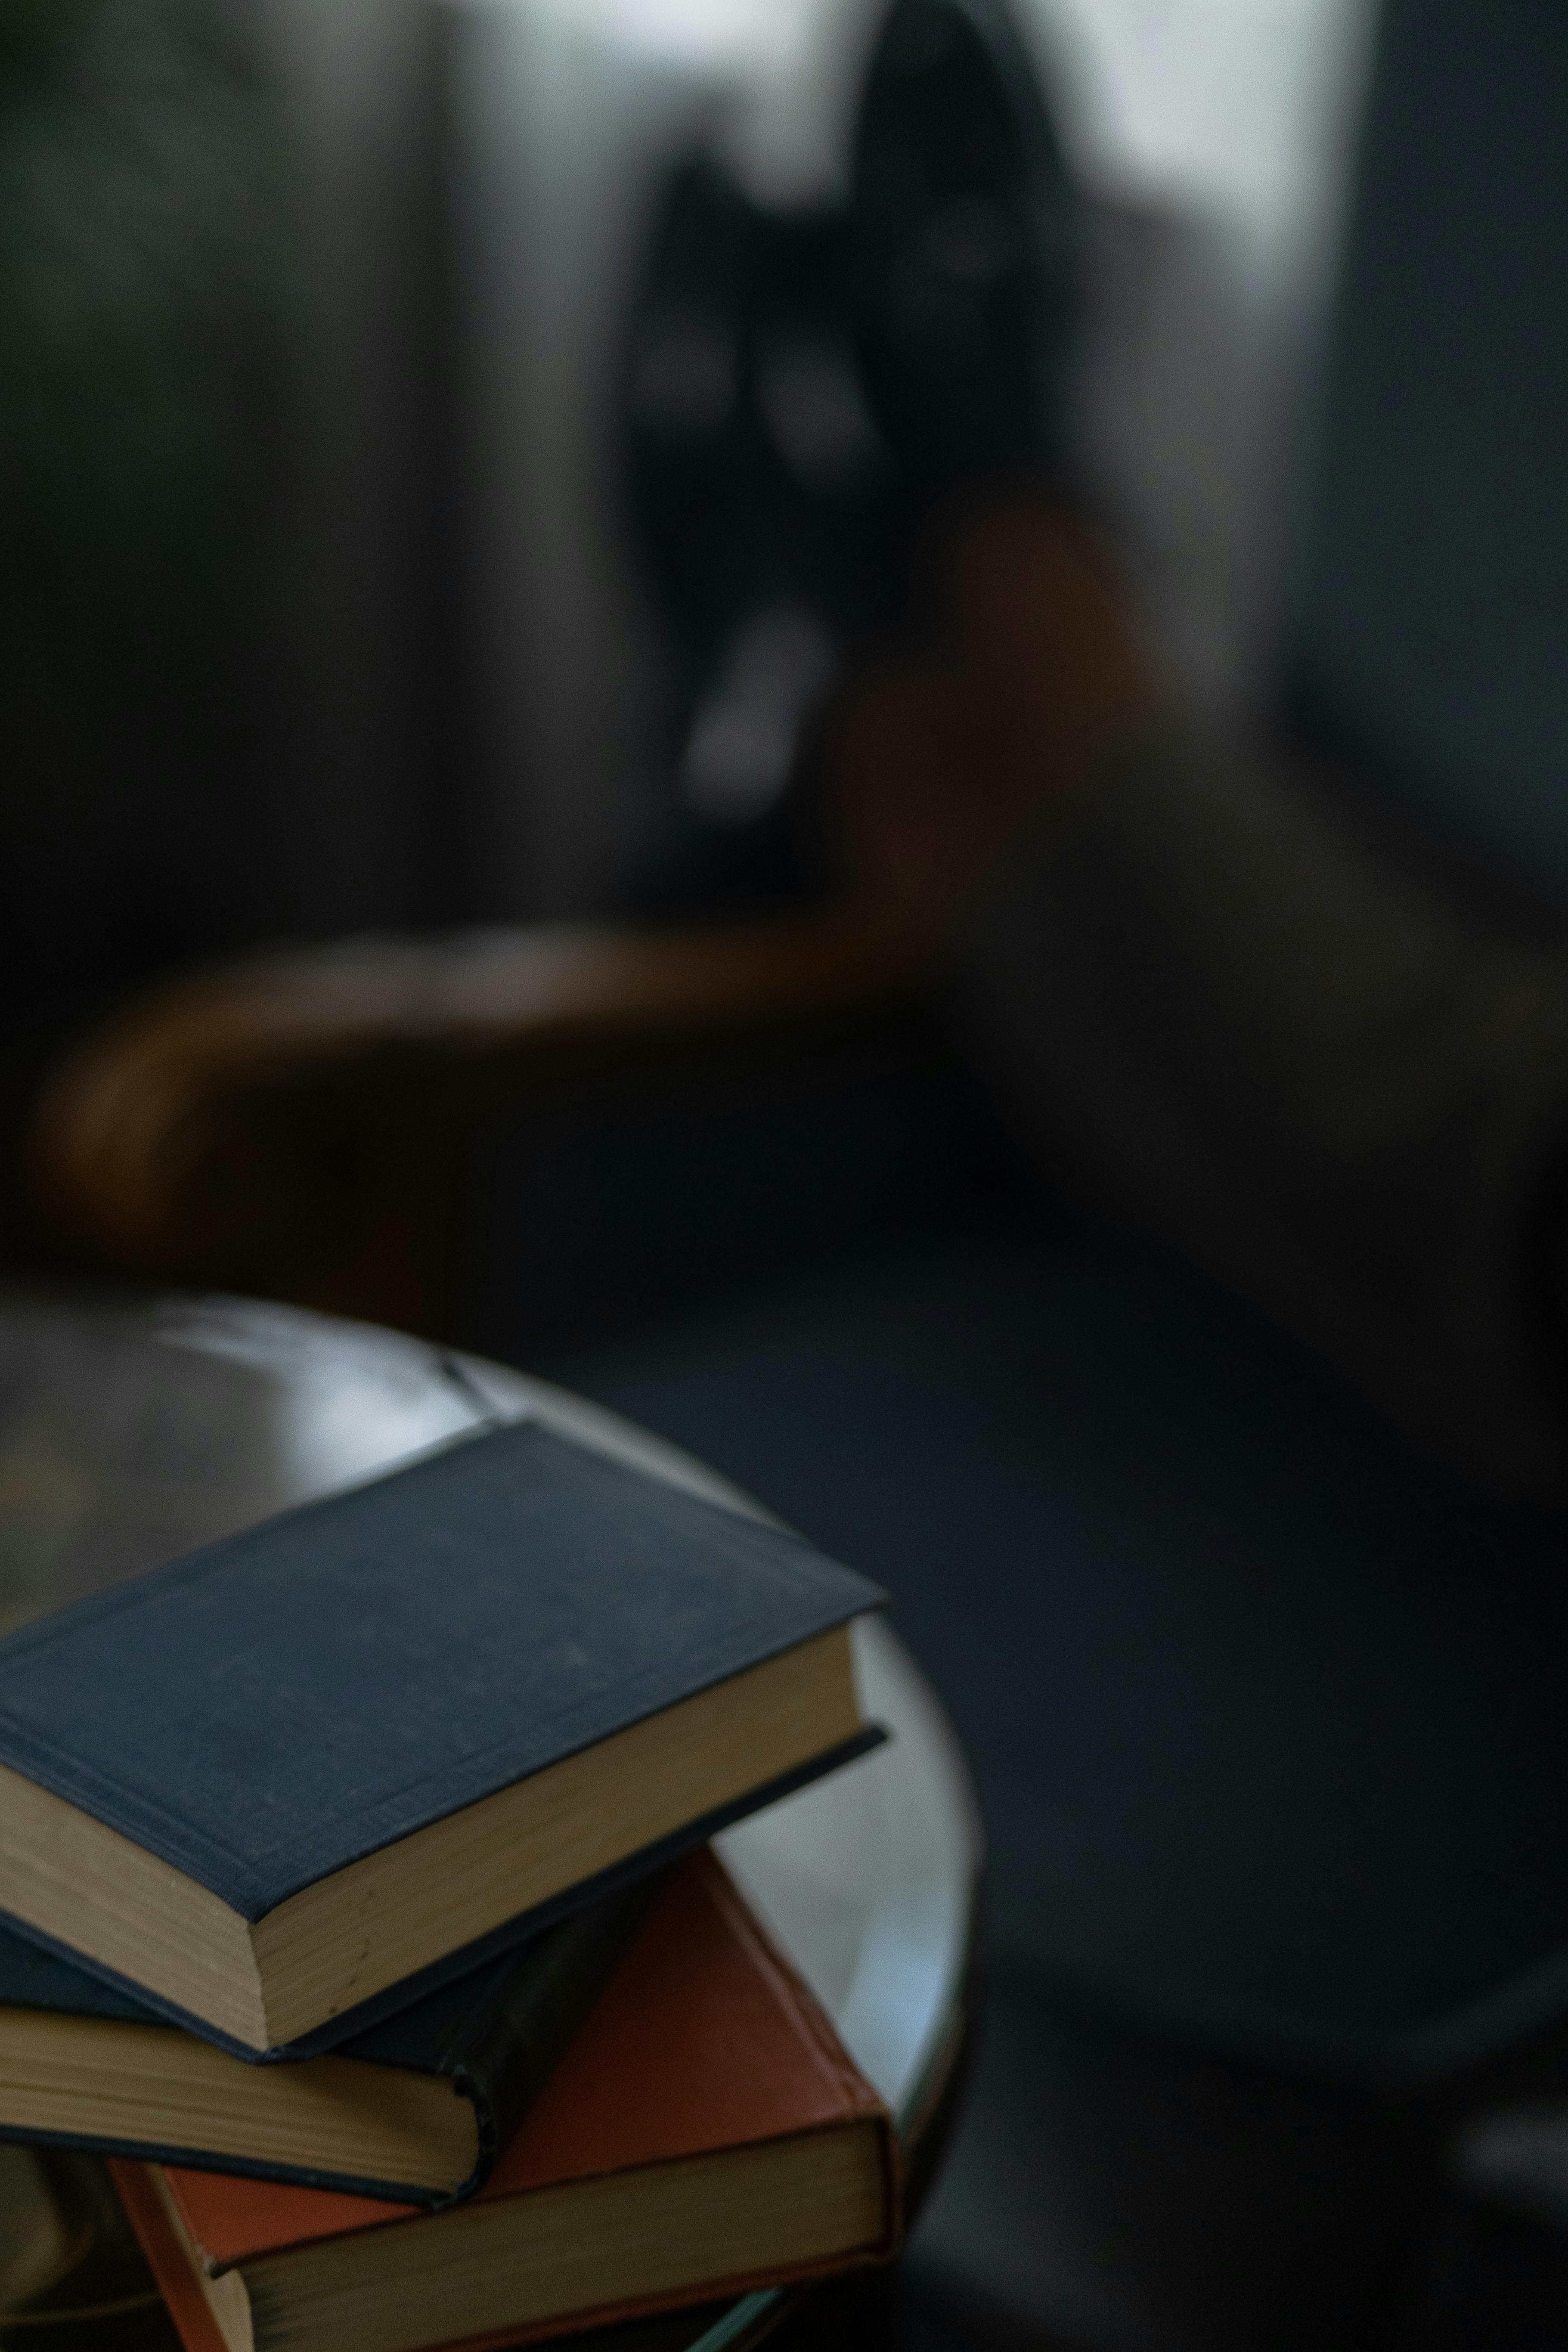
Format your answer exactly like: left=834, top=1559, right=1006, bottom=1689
left=112, top=1852, right=902, bottom=2351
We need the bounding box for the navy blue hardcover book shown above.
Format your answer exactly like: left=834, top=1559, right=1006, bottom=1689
left=0, top=1882, right=651, bottom=2205
left=0, top=1421, right=883, bottom=2058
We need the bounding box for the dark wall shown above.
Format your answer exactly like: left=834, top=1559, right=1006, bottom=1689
left=0, top=0, right=293, bottom=1009
left=1289, top=0, right=1568, bottom=899
left=0, top=0, right=479, bottom=1023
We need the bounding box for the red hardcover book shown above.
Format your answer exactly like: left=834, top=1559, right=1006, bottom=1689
left=112, top=1852, right=899, bottom=2352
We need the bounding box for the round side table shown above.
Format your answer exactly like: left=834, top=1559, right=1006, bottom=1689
left=0, top=1293, right=981, bottom=2351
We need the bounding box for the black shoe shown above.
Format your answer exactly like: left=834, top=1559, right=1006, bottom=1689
left=616, top=1, right=1083, bottom=920
left=619, top=156, right=896, bottom=915
left=849, top=0, right=1083, bottom=497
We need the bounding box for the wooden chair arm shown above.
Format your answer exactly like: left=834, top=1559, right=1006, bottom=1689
left=28, top=912, right=935, bottom=1333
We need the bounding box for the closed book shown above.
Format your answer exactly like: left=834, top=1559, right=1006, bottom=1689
left=0, top=1420, right=884, bottom=2057
left=0, top=1884, right=648, bottom=2206
left=112, top=1851, right=901, bottom=2352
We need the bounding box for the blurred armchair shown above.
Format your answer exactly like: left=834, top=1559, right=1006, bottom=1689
left=28, top=911, right=938, bottom=1344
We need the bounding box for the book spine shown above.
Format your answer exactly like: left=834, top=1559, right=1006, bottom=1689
left=437, top=1878, right=662, bottom=2205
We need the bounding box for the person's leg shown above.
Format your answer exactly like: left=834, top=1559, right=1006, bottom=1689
left=813, top=458, right=1568, bottom=1500
left=617, top=0, right=1088, bottom=922
left=818, top=490, right=1159, bottom=937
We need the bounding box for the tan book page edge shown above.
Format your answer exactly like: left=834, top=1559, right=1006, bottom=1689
left=0, top=2011, right=474, bottom=2189
left=241, top=2121, right=889, bottom=2352
left=0, top=1763, right=261, bottom=2045
left=254, top=1627, right=861, bottom=2046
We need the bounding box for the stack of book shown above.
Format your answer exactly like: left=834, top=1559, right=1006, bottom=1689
left=0, top=1419, right=899, bottom=2349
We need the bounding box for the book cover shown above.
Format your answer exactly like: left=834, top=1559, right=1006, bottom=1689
left=0, top=1884, right=650, bottom=2204
left=113, top=1852, right=901, bottom=2352
left=0, top=1421, right=885, bottom=2056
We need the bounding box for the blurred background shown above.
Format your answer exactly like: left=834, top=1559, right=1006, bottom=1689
left=9, top=5, right=1568, bottom=2346
left=0, top=0, right=1379, bottom=1008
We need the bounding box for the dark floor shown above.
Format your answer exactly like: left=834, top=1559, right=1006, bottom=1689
left=531, top=1231, right=1568, bottom=2348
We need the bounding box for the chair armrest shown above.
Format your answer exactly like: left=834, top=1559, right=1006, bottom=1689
left=28, top=913, right=934, bottom=1334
